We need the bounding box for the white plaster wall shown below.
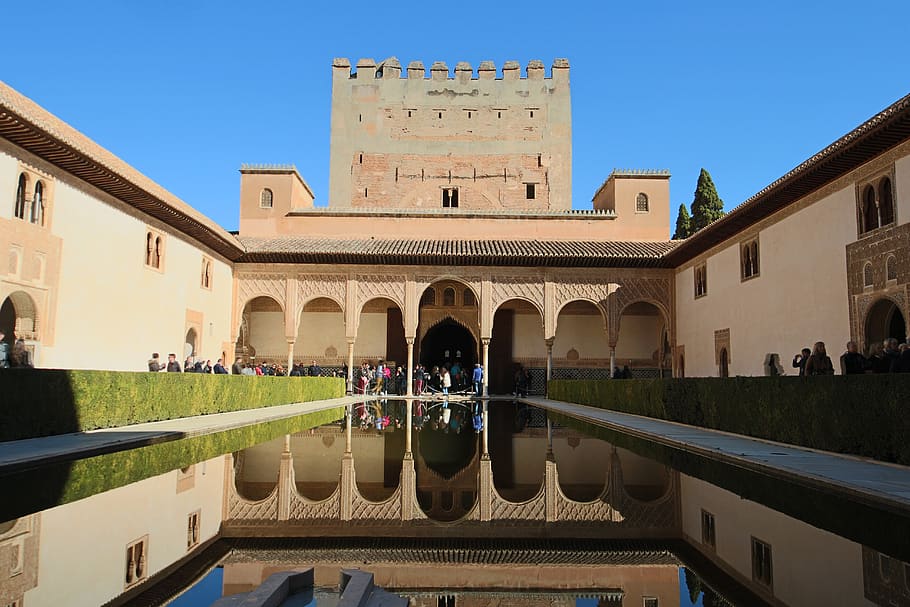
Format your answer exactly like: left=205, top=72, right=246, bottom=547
left=25, top=456, right=225, bottom=607
left=249, top=311, right=286, bottom=359
left=512, top=313, right=546, bottom=358
left=296, top=311, right=346, bottom=360
left=40, top=179, right=233, bottom=370
left=615, top=314, right=663, bottom=360
left=292, top=435, right=346, bottom=484
left=352, top=312, right=388, bottom=360
left=0, top=153, right=17, bottom=221
left=350, top=434, right=386, bottom=483
left=552, top=314, right=610, bottom=359
left=680, top=474, right=874, bottom=607
left=675, top=186, right=855, bottom=376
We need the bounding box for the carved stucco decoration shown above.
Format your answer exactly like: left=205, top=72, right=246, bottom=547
left=237, top=274, right=287, bottom=310
left=490, top=484, right=547, bottom=520
left=297, top=274, right=347, bottom=317
left=608, top=278, right=672, bottom=346
left=355, top=274, right=405, bottom=313
left=288, top=487, right=341, bottom=520
left=415, top=275, right=482, bottom=302
left=418, top=308, right=481, bottom=349
left=490, top=276, right=545, bottom=319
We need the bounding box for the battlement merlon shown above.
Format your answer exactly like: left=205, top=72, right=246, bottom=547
left=332, top=57, right=569, bottom=81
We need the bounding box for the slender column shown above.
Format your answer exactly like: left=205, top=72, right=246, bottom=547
left=346, top=339, right=355, bottom=394
left=609, top=346, right=616, bottom=377
left=406, top=338, right=415, bottom=396
left=277, top=434, right=292, bottom=521
left=546, top=417, right=553, bottom=453
left=545, top=337, right=554, bottom=382
left=345, top=407, right=352, bottom=454
left=482, top=338, right=490, bottom=397
left=405, top=398, right=413, bottom=454
left=482, top=400, right=489, bottom=456
left=286, top=339, right=295, bottom=374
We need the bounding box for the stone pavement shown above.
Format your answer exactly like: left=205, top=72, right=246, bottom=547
left=524, top=396, right=910, bottom=514
left=0, top=395, right=363, bottom=475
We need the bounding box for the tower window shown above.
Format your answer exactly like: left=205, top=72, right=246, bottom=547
left=145, top=230, right=165, bottom=270
left=442, top=188, right=459, bottom=208
left=526, top=183, right=536, bottom=200
left=636, top=192, right=649, bottom=212
left=125, top=536, right=149, bottom=588
left=701, top=510, right=716, bottom=549
left=438, top=112, right=443, bottom=119
left=260, top=188, right=273, bottom=208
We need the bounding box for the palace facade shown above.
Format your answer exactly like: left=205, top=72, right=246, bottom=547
left=0, top=58, right=908, bottom=387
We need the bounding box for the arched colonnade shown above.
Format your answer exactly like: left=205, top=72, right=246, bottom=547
left=233, top=268, right=673, bottom=394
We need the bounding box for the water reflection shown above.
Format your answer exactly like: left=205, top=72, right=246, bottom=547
left=7, top=400, right=910, bottom=607
left=232, top=400, right=674, bottom=527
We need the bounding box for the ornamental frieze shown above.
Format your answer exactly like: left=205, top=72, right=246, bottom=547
left=237, top=274, right=287, bottom=310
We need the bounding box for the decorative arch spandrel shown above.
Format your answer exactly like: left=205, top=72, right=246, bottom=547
left=607, top=278, right=672, bottom=347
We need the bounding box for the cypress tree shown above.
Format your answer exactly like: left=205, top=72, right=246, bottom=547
left=690, top=168, right=725, bottom=232
left=672, top=203, right=692, bottom=239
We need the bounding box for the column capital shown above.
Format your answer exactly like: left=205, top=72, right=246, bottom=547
left=545, top=337, right=555, bottom=348
left=405, top=336, right=415, bottom=345
left=481, top=337, right=491, bottom=346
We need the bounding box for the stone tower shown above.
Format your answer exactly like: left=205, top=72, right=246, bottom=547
left=328, top=57, right=572, bottom=211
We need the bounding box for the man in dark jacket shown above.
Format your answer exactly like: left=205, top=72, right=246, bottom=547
left=839, top=341, right=867, bottom=375
left=148, top=352, right=165, bottom=372
left=166, top=353, right=182, bottom=372
left=213, top=358, right=229, bottom=374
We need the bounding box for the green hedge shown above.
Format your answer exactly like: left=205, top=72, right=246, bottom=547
left=0, top=369, right=345, bottom=442
left=548, top=375, right=910, bottom=465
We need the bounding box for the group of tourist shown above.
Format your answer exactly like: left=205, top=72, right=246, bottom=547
left=353, top=360, right=486, bottom=397
left=146, top=352, right=344, bottom=377
left=790, top=338, right=910, bottom=376
left=0, top=330, right=32, bottom=368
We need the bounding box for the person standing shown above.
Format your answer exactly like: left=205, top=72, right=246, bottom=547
left=166, top=353, right=182, bottom=372
left=148, top=352, right=165, bottom=372
left=442, top=366, right=451, bottom=397
left=213, top=358, right=229, bottom=374
left=805, top=341, right=834, bottom=376
left=472, top=363, right=484, bottom=397
left=792, top=347, right=811, bottom=376
left=839, top=341, right=867, bottom=375
left=308, top=360, right=322, bottom=377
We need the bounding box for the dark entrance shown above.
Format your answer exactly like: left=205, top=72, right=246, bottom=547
left=419, top=319, right=476, bottom=373
left=0, top=297, right=14, bottom=345
left=865, top=299, right=907, bottom=352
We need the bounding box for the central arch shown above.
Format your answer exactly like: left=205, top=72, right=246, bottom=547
left=419, top=318, right=477, bottom=390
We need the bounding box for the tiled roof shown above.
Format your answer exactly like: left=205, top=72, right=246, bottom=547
left=0, top=81, right=245, bottom=261
left=238, top=237, right=678, bottom=267
left=224, top=537, right=681, bottom=566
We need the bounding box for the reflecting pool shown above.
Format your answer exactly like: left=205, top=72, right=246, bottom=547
left=2, top=399, right=907, bottom=607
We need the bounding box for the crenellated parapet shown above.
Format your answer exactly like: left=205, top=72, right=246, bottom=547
left=333, top=57, right=570, bottom=81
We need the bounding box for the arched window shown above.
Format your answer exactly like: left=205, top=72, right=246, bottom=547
left=14, top=173, right=27, bottom=220
left=863, top=185, right=878, bottom=232
left=879, top=177, right=894, bottom=226
left=420, top=288, right=436, bottom=306
left=886, top=255, right=897, bottom=282
left=31, top=181, right=44, bottom=225
left=742, top=239, right=760, bottom=279
left=201, top=258, right=212, bottom=289
left=636, top=192, right=649, bottom=212
left=145, top=232, right=154, bottom=266
left=443, top=287, right=456, bottom=306
left=154, top=236, right=163, bottom=269
left=863, top=262, right=874, bottom=288
left=463, top=288, right=476, bottom=306
left=694, top=264, right=707, bottom=297
left=260, top=188, right=273, bottom=208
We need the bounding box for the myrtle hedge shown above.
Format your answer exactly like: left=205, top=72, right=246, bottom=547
left=548, top=375, right=910, bottom=465
left=0, top=369, right=345, bottom=441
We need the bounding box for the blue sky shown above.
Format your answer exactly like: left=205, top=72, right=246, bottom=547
left=3, top=1, right=908, bottom=233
